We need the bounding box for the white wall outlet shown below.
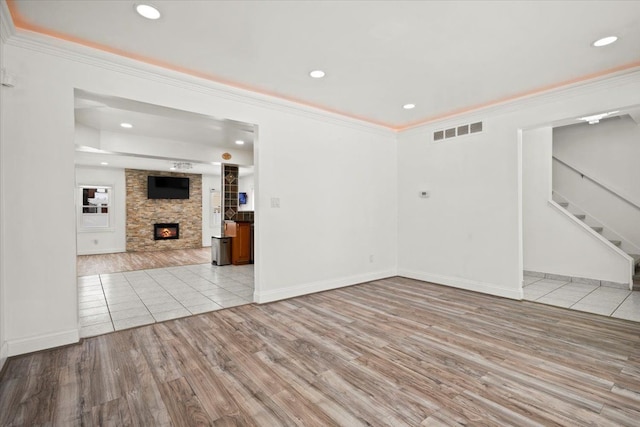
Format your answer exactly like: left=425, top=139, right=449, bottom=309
left=419, top=190, right=430, bottom=198
left=270, top=197, right=280, bottom=208
left=369, top=254, right=374, bottom=263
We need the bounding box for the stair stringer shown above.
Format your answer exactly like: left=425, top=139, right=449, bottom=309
left=553, top=191, right=640, bottom=255
left=549, top=200, right=634, bottom=289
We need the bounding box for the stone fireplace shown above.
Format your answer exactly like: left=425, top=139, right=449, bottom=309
left=125, top=169, right=202, bottom=251
left=154, top=223, right=179, bottom=240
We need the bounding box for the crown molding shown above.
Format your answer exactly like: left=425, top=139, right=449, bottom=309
left=0, top=0, right=16, bottom=44
left=399, top=67, right=640, bottom=136
left=5, top=29, right=395, bottom=138
left=5, top=11, right=638, bottom=139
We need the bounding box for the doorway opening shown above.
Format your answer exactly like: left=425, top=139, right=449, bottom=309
left=74, top=89, right=258, bottom=337
left=520, top=105, right=640, bottom=321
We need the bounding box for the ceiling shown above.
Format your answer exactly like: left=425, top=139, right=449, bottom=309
left=75, top=90, right=255, bottom=150
left=553, top=107, right=640, bottom=129
left=74, top=90, right=255, bottom=176
left=6, top=1, right=640, bottom=129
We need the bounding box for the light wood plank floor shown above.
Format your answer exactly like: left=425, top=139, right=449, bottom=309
left=77, top=247, right=212, bottom=276
left=2, top=277, right=640, bottom=425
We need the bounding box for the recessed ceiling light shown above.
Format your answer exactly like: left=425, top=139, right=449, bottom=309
left=100, top=162, right=109, bottom=166
left=403, top=104, right=416, bottom=110
left=169, top=167, right=176, bottom=171
left=592, top=36, right=618, bottom=47
left=235, top=140, right=245, bottom=145
left=135, top=4, right=161, bottom=20
left=309, top=70, right=325, bottom=79
left=120, top=122, right=133, bottom=128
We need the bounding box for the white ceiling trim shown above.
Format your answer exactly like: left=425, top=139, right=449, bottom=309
left=400, top=67, right=640, bottom=137
left=4, top=27, right=395, bottom=138
left=3, top=3, right=639, bottom=137
left=0, top=0, right=15, bottom=43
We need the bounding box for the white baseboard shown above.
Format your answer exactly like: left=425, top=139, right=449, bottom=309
left=0, top=341, right=8, bottom=372
left=77, top=248, right=126, bottom=256
left=7, top=329, right=79, bottom=357
left=397, top=269, right=523, bottom=300
left=255, top=269, right=397, bottom=304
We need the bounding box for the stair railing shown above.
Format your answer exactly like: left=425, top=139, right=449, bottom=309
left=552, top=156, right=640, bottom=212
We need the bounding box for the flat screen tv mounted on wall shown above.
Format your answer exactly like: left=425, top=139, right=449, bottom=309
left=147, top=176, right=190, bottom=199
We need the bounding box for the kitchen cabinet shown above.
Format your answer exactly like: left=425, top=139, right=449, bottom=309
left=228, top=222, right=251, bottom=265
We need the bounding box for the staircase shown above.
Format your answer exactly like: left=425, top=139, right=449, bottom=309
left=555, top=197, right=640, bottom=290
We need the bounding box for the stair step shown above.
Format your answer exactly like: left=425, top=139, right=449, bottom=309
left=609, top=240, right=622, bottom=247
left=591, top=226, right=603, bottom=233
left=559, top=202, right=569, bottom=208
left=573, top=214, right=586, bottom=220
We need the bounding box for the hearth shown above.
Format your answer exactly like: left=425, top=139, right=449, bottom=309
left=154, top=223, right=179, bottom=240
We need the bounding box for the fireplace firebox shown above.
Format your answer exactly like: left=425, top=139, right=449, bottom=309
left=154, top=223, right=179, bottom=240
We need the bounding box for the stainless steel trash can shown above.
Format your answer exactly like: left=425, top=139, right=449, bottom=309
left=211, top=236, right=231, bottom=266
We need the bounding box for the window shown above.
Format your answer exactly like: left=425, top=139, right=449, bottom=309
left=79, top=186, right=112, bottom=229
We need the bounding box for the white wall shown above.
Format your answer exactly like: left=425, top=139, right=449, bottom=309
left=552, top=117, right=640, bottom=251
left=239, top=174, right=254, bottom=211
left=554, top=161, right=640, bottom=254
left=5, top=20, right=640, bottom=357
left=1, top=36, right=397, bottom=355
left=398, top=119, right=523, bottom=298
left=553, top=116, right=640, bottom=204
left=397, top=70, right=640, bottom=299
left=0, top=30, right=8, bottom=370
left=75, top=123, right=99, bottom=148
left=3, top=45, right=79, bottom=356
left=201, top=173, right=222, bottom=246
left=256, top=115, right=397, bottom=302
left=75, top=166, right=126, bottom=255
left=523, top=128, right=630, bottom=283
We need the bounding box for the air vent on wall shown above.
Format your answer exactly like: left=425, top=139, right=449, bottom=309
left=433, top=121, right=483, bottom=141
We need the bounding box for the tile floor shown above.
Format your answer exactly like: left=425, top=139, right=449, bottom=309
left=523, top=275, right=640, bottom=322
left=80, top=269, right=637, bottom=338
left=78, top=263, right=254, bottom=338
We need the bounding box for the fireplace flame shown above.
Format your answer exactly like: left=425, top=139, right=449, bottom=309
left=154, top=223, right=179, bottom=240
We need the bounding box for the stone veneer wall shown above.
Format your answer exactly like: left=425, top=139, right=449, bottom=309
left=126, top=169, right=202, bottom=252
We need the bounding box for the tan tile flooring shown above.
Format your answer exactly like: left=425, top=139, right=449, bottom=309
left=79, top=263, right=254, bottom=338
left=523, top=274, right=640, bottom=321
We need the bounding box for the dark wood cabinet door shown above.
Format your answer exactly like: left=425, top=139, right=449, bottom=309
left=232, top=223, right=251, bottom=265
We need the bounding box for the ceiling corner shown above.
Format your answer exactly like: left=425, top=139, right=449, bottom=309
left=0, top=0, right=17, bottom=44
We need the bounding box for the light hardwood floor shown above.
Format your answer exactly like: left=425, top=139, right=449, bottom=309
left=2, top=277, right=640, bottom=425
left=77, top=247, right=212, bottom=276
